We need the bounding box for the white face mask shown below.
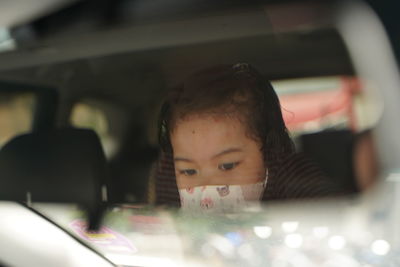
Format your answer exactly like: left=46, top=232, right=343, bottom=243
left=179, top=174, right=267, bottom=214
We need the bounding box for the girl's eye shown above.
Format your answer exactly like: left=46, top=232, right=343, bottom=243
left=218, top=162, right=239, bottom=171
left=179, top=169, right=197, bottom=176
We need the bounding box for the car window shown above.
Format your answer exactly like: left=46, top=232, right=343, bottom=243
left=70, top=100, right=126, bottom=159
left=0, top=92, right=35, bottom=148
left=70, top=101, right=114, bottom=158
left=275, top=76, right=365, bottom=134
left=273, top=75, right=381, bottom=137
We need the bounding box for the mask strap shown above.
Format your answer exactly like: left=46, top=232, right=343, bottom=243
left=263, top=168, right=269, bottom=188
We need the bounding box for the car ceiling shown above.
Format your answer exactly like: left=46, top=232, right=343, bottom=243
left=0, top=0, right=78, bottom=27
left=0, top=1, right=354, bottom=112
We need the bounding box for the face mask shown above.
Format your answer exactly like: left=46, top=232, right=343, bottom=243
left=178, top=172, right=268, bottom=214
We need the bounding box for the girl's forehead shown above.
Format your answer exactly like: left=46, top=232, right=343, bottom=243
left=170, top=112, right=261, bottom=148
left=174, top=111, right=242, bottom=127
left=173, top=113, right=244, bottom=134
left=171, top=114, right=257, bottom=151
left=170, top=113, right=263, bottom=164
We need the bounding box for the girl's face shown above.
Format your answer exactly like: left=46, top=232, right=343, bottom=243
left=170, top=114, right=266, bottom=189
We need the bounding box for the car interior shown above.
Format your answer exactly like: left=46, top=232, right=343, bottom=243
left=0, top=2, right=373, bottom=203
left=0, top=0, right=398, bottom=266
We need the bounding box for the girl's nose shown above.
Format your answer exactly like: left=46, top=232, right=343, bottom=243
left=199, top=169, right=218, bottom=186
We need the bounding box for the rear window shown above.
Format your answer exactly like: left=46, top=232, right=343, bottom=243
left=0, top=92, right=35, bottom=147
left=273, top=76, right=376, bottom=136
left=70, top=100, right=125, bottom=159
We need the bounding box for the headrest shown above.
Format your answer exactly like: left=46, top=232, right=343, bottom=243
left=0, top=128, right=109, bottom=229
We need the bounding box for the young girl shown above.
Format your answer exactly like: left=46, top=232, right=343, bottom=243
left=155, top=63, right=339, bottom=212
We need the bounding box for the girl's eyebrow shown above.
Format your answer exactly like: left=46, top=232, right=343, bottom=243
left=174, top=148, right=242, bottom=162
left=174, top=157, right=194, bottom=163
left=212, top=147, right=243, bottom=159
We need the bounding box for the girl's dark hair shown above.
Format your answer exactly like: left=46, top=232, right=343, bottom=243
left=158, top=63, right=294, bottom=164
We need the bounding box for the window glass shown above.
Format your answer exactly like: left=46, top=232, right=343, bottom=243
left=273, top=76, right=368, bottom=136
left=0, top=92, right=35, bottom=147
left=70, top=102, right=118, bottom=158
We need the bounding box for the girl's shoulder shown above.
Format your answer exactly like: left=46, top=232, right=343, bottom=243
left=263, top=152, right=343, bottom=201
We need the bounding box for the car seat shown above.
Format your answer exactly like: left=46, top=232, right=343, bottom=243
left=0, top=127, right=109, bottom=230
